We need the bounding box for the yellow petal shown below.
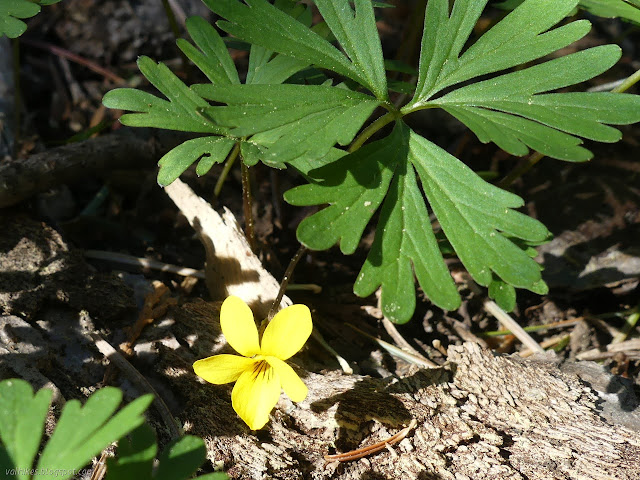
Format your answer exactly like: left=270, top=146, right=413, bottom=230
left=260, top=304, right=312, bottom=360
left=220, top=296, right=260, bottom=357
left=265, top=356, right=308, bottom=403
left=193, top=354, right=256, bottom=384
left=231, top=361, right=281, bottom=430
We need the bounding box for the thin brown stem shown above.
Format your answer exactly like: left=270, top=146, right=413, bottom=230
left=241, top=161, right=257, bottom=252
left=20, top=38, right=125, bottom=84
left=267, top=244, right=308, bottom=320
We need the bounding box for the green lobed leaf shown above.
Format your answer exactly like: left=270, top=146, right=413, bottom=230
left=194, top=83, right=380, bottom=165
left=105, top=424, right=158, bottom=479
left=438, top=2, right=587, bottom=93
left=177, top=16, right=240, bottom=86
left=202, top=0, right=356, bottom=85
left=354, top=124, right=461, bottom=322
left=488, top=278, right=517, bottom=312
left=286, top=121, right=552, bottom=322
left=245, top=1, right=313, bottom=85
left=411, top=0, right=489, bottom=104
left=442, top=105, right=592, bottom=161
left=157, top=136, right=235, bottom=186
left=432, top=46, right=640, bottom=161
left=406, top=0, right=640, bottom=162
left=497, top=0, right=640, bottom=24
left=102, top=57, right=224, bottom=134
left=0, top=379, right=52, bottom=480
left=35, top=389, right=153, bottom=479
left=284, top=123, right=406, bottom=256
left=314, top=0, right=388, bottom=99
left=203, top=0, right=389, bottom=100
left=106, top=424, right=210, bottom=480
left=408, top=130, right=550, bottom=290
left=0, top=0, right=40, bottom=38
left=409, top=0, right=582, bottom=107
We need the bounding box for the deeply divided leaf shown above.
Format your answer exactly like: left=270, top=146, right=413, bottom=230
left=194, top=84, right=380, bottom=165
left=157, top=136, right=235, bottom=186
left=313, top=0, right=388, bottom=99
left=203, top=0, right=389, bottom=100
left=0, top=382, right=153, bottom=480
left=100, top=0, right=640, bottom=322
left=354, top=125, right=461, bottom=321
left=106, top=425, right=209, bottom=480
left=406, top=0, right=640, bottom=161
left=412, top=0, right=583, bottom=101
left=432, top=46, right=640, bottom=160
left=286, top=122, right=552, bottom=322
left=0, top=379, right=52, bottom=480
left=285, top=124, right=406, bottom=255
left=102, top=57, right=224, bottom=134
left=408, top=130, right=550, bottom=290
left=178, top=16, right=240, bottom=86
left=35, top=389, right=153, bottom=479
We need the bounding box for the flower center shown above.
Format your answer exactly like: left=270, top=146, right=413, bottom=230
left=250, top=358, right=272, bottom=381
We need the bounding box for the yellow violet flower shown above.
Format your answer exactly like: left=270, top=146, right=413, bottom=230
left=193, top=295, right=312, bottom=430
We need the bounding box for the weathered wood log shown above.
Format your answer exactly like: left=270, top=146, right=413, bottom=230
left=2, top=203, right=639, bottom=480
left=157, top=303, right=640, bottom=480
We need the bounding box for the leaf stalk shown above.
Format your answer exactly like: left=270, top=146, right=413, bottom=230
left=612, top=67, right=640, bottom=93
left=347, top=110, right=399, bottom=152
left=214, top=142, right=240, bottom=198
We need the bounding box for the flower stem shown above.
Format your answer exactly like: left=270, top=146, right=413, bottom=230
left=241, top=160, right=257, bottom=252
left=214, top=142, right=240, bottom=198
left=267, top=244, right=308, bottom=320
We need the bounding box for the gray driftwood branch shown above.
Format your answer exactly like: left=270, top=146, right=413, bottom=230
left=0, top=128, right=192, bottom=208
